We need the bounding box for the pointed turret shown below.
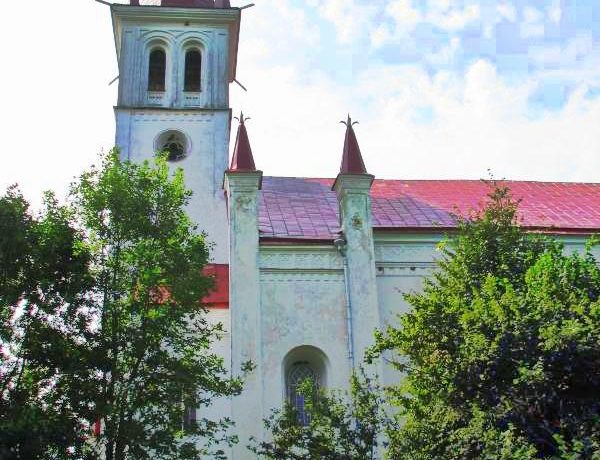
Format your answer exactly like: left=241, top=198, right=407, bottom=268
left=332, top=115, right=378, bottom=372
left=339, top=115, right=367, bottom=174
left=229, top=113, right=257, bottom=172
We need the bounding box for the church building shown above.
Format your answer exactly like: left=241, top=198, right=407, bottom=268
left=106, top=1, right=600, bottom=458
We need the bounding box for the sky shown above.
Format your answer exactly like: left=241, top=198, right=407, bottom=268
left=1, top=0, right=599, bottom=205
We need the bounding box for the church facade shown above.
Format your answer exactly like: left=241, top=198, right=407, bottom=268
left=107, top=1, right=600, bottom=458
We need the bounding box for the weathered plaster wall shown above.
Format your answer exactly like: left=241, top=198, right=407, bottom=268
left=225, top=171, right=263, bottom=460
left=259, top=247, right=351, bottom=417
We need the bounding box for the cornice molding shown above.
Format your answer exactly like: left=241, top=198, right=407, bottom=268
left=224, top=171, right=263, bottom=193
left=333, top=173, right=375, bottom=196
left=112, top=5, right=241, bottom=24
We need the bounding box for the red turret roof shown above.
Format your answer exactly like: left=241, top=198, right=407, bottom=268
left=339, top=115, right=367, bottom=174
left=228, top=113, right=257, bottom=172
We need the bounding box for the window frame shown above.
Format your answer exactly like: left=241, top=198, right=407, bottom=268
left=183, top=49, right=202, bottom=93
left=147, top=47, right=167, bottom=92
left=287, top=361, right=318, bottom=426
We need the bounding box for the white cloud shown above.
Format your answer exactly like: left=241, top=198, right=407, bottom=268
left=378, top=0, right=480, bottom=47
left=351, top=60, right=599, bottom=182
left=0, top=0, right=118, bottom=206
left=548, top=1, right=562, bottom=23
left=523, top=6, right=543, bottom=24
left=312, top=0, right=377, bottom=44
left=521, top=6, right=544, bottom=38
left=497, top=1, right=517, bottom=22
left=370, top=24, right=394, bottom=49
left=234, top=20, right=600, bottom=183
left=428, top=3, right=480, bottom=31
left=425, top=36, right=461, bottom=67
left=386, top=0, right=421, bottom=31
left=529, top=33, right=596, bottom=75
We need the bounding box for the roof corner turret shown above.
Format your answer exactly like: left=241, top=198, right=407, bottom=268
left=228, top=112, right=257, bottom=172
left=339, top=115, right=367, bottom=175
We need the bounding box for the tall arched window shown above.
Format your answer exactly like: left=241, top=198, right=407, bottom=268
left=148, top=49, right=166, bottom=91
left=287, top=362, right=318, bottom=426
left=184, top=50, right=202, bottom=92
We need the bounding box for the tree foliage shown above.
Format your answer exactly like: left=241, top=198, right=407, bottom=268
left=1, top=151, right=242, bottom=459
left=250, top=370, right=390, bottom=460
left=374, top=185, right=600, bottom=459
left=0, top=187, right=95, bottom=460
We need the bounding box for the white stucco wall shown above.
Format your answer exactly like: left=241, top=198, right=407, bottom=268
left=115, top=108, right=230, bottom=262
left=259, top=247, right=351, bottom=416
left=202, top=307, right=232, bottom=447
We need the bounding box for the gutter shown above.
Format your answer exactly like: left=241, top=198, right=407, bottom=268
left=334, top=236, right=355, bottom=371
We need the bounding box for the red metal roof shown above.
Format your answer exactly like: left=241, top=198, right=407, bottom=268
left=259, top=177, right=600, bottom=240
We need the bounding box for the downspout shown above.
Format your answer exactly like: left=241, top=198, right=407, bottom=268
left=334, top=236, right=355, bottom=371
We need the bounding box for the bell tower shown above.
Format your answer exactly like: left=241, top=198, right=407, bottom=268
left=111, top=0, right=240, bottom=263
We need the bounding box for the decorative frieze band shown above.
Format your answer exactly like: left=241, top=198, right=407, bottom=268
left=259, top=250, right=343, bottom=271
left=376, top=263, right=435, bottom=277
left=375, top=243, right=440, bottom=264
left=132, top=112, right=213, bottom=123
left=260, top=269, right=344, bottom=283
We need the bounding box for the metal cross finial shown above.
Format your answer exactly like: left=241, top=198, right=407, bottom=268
left=340, top=114, right=359, bottom=128
left=234, top=111, right=251, bottom=125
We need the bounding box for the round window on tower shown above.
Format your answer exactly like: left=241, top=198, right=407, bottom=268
left=154, top=130, right=190, bottom=162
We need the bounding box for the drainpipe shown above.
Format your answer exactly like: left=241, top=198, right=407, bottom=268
left=334, top=236, right=355, bottom=371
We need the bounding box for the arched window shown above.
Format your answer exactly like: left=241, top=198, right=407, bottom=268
left=184, top=50, right=202, bottom=92
left=287, top=362, right=319, bottom=426
left=148, top=49, right=166, bottom=92
left=284, top=346, right=328, bottom=426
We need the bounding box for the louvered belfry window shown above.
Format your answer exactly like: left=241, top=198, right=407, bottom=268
left=148, top=49, right=166, bottom=91
left=184, top=50, right=202, bottom=92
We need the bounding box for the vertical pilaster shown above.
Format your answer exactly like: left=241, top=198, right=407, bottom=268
left=334, top=174, right=380, bottom=366
left=224, top=170, right=263, bottom=460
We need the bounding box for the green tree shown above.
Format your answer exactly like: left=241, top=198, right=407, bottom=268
left=0, top=187, right=96, bottom=460
left=374, top=185, right=600, bottom=459
left=75, top=151, right=243, bottom=460
left=251, top=370, right=390, bottom=460
left=1, top=151, right=245, bottom=459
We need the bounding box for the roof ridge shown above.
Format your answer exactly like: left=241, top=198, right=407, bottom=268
left=261, top=176, right=600, bottom=186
